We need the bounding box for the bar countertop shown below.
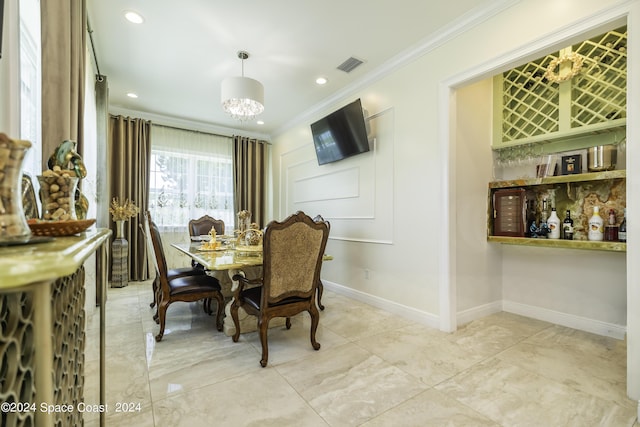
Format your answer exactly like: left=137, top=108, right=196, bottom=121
left=0, top=228, right=112, bottom=290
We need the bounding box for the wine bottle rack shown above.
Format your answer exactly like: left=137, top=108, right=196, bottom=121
left=494, top=26, right=627, bottom=148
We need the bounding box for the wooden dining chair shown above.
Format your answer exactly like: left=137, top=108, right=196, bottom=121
left=189, top=215, right=225, bottom=237
left=231, top=211, right=329, bottom=367
left=148, top=219, right=225, bottom=342
left=142, top=211, right=206, bottom=318
left=188, top=215, right=226, bottom=272
left=312, top=214, right=330, bottom=310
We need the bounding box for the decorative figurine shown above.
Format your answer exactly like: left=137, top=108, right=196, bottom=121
left=46, top=140, right=89, bottom=219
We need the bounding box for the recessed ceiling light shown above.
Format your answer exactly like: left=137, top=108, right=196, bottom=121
left=256, top=120, right=265, bottom=125
left=124, top=11, right=144, bottom=24
left=126, top=92, right=138, bottom=99
left=315, top=77, right=328, bottom=85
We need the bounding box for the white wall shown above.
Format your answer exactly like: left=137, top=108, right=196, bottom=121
left=502, top=247, right=626, bottom=329
left=454, top=79, right=503, bottom=321
left=273, top=86, right=443, bottom=323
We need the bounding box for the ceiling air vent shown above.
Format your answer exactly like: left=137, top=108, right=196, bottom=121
left=337, top=56, right=364, bottom=73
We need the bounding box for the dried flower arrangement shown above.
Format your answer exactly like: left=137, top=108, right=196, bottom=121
left=109, top=197, right=140, bottom=222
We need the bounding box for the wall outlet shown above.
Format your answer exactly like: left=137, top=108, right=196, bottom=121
left=364, top=269, right=370, bottom=280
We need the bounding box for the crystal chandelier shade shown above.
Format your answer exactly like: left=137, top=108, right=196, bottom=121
left=221, top=51, right=264, bottom=121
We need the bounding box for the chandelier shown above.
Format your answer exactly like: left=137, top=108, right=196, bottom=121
left=221, top=51, right=264, bottom=121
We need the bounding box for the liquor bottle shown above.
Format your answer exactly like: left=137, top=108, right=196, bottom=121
left=588, top=206, right=604, bottom=241
left=562, top=210, right=574, bottom=240
left=619, top=208, right=627, bottom=242
left=547, top=208, right=560, bottom=239
left=526, top=199, right=536, bottom=237
left=605, top=209, right=618, bottom=241
left=539, top=198, right=549, bottom=237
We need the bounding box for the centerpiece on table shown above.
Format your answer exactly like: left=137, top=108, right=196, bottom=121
left=108, top=197, right=139, bottom=288
left=200, top=226, right=222, bottom=250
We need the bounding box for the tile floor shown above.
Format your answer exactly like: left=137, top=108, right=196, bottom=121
left=84, top=281, right=638, bottom=426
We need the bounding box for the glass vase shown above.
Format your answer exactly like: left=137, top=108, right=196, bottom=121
left=37, top=173, right=78, bottom=221
left=237, top=210, right=251, bottom=233
left=0, top=136, right=33, bottom=242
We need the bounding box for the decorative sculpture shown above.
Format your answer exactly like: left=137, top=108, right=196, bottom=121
left=46, top=140, right=89, bottom=219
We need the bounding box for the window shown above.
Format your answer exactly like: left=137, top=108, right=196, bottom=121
left=19, top=0, right=41, bottom=177
left=149, top=125, right=234, bottom=231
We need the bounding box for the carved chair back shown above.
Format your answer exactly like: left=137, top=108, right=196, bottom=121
left=188, top=215, right=225, bottom=237
left=261, top=211, right=329, bottom=307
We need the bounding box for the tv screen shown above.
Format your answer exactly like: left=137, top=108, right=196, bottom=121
left=311, top=99, right=370, bottom=165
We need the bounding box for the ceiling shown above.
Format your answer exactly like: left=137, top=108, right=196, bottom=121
left=87, top=0, right=501, bottom=138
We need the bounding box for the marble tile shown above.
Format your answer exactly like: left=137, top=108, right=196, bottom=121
left=153, top=369, right=329, bottom=426
left=361, top=389, right=499, bottom=427
left=102, top=332, right=152, bottom=404
left=496, top=325, right=634, bottom=410
left=84, top=406, right=155, bottom=427
left=355, top=324, right=485, bottom=386
left=103, top=295, right=146, bottom=328
left=239, top=313, right=349, bottom=367
left=83, top=341, right=154, bottom=426
left=84, top=285, right=638, bottom=427
left=147, top=334, right=263, bottom=400
left=320, top=297, right=414, bottom=342
left=435, top=357, right=637, bottom=426
left=277, top=342, right=429, bottom=426
left=448, top=312, right=553, bottom=357
left=140, top=299, right=224, bottom=341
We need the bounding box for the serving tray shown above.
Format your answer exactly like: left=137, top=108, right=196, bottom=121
left=28, top=219, right=96, bottom=237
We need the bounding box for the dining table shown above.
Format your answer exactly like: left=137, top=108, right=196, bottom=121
left=171, top=239, right=332, bottom=337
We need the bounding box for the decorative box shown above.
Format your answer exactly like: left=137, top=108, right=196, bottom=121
left=561, top=154, right=582, bottom=175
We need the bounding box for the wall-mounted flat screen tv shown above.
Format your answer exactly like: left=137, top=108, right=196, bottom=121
left=311, top=98, right=370, bottom=165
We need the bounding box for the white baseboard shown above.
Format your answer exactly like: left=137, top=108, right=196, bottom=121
left=457, top=301, right=503, bottom=326
left=322, top=280, right=440, bottom=329
left=503, top=300, right=626, bottom=340
left=322, top=281, right=626, bottom=340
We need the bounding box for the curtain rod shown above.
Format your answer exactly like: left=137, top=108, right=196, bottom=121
left=152, top=123, right=231, bottom=139
left=86, top=16, right=103, bottom=80
left=152, top=123, right=270, bottom=144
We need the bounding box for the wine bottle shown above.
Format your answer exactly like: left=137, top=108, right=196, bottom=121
left=547, top=208, right=560, bottom=239
left=619, top=208, right=627, bottom=242
left=563, top=210, right=574, bottom=240
left=539, top=198, right=549, bottom=237
left=588, top=206, right=604, bottom=241
left=605, top=209, right=618, bottom=241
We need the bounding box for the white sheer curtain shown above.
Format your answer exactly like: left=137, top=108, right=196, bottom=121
left=149, top=125, right=234, bottom=268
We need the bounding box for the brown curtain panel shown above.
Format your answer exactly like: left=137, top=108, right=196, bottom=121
left=233, top=136, right=267, bottom=228
left=40, top=0, right=86, bottom=167
left=109, top=116, right=151, bottom=281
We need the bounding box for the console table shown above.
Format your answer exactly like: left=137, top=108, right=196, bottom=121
left=0, top=229, right=111, bottom=427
